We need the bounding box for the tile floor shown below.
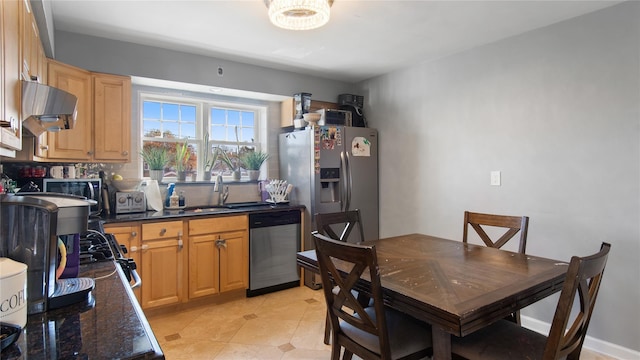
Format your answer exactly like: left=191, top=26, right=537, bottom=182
left=146, top=286, right=616, bottom=360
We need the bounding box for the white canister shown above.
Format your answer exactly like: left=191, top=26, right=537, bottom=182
left=64, top=165, right=76, bottom=179
left=50, top=166, right=64, bottom=179
left=0, top=258, right=27, bottom=328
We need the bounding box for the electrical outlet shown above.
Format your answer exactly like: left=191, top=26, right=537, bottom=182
left=490, top=171, right=501, bottom=186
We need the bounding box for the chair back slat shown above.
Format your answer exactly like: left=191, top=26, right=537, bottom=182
left=464, top=211, right=529, bottom=254
left=544, top=242, right=611, bottom=359
left=315, top=210, right=365, bottom=244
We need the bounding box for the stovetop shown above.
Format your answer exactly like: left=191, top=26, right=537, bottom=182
left=81, top=220, right=138, bottom=284
left=79, top=231, right=116, bottom=264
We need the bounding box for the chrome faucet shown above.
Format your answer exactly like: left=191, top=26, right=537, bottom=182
left=215, top=175, right=229, bottom=205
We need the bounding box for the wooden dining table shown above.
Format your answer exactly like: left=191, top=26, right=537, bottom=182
left=296, top=233, right=569, bottom=360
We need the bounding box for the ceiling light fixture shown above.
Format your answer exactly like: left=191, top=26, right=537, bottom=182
left=264, top=0, right=333, bottom=31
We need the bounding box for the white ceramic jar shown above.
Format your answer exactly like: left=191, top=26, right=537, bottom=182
left=0, top=258, right=27, bottom=328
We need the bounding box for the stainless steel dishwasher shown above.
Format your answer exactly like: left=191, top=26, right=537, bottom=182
left=247, top=209, right=301, bottom=297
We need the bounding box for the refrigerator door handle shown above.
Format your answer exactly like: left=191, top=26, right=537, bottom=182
left=344, top=150, right=352, bottom=211
left=340, top=151, right=347, bottom=211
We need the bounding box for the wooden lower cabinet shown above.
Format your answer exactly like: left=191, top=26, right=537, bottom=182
left=103, top=223, right=142, bottom=301
left=188, top=215, right=249, bottom=299
left=140, top=220, right=186, bottom=309
left=104, top=214, right=248, bottom=310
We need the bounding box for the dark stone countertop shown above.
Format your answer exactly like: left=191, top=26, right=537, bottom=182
left=1, top=261, right=163, bottom=359
left=99, top=202, right=305, bottom=224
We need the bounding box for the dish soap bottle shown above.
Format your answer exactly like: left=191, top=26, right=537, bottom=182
left=178, top=191, right=185, bottom=207
left=165, top=183, right=175, bottom=208
left=170, top=191, right=179, bottom=208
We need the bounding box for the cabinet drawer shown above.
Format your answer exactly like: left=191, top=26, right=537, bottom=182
left=189, top=215, right=247, bottom=236
left=142, top=221, right=183, bottom=241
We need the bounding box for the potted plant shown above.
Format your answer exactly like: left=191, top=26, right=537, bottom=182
left=217, top=147, right=241, bottom=181
left=141, top=145, right=169, bottom=182
left=241, top=150, right=269, bottom=181
left=174, top=139, right=191, bottom=181
left=202, top=132, right=219, bottom=181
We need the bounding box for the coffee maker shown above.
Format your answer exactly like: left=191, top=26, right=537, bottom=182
left=0, top=193, right=95, bottom=314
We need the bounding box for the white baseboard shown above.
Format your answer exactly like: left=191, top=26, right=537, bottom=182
left=521, top=316, right=639, bottom=359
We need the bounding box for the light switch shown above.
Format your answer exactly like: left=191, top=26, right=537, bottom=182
left=490, top=171, right=501, bottom=186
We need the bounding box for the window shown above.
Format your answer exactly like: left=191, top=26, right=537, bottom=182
left=140, top=94, right=264, bottom=181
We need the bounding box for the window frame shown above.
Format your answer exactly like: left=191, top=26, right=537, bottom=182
left=139, top=92, right=267, bottom=181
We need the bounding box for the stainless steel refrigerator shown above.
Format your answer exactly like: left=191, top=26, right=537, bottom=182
left=279, top=126, right=379, bottom=288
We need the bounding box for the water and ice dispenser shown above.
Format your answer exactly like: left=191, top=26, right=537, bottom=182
left=319, top=168, right=340, bottom=203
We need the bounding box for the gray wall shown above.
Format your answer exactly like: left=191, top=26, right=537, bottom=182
left=53, top=30, right=353, bottom=102
left=358, top=1, right=639, bottom=354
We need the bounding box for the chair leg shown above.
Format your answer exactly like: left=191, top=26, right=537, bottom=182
left=330, top=342, right=342, bottom=360
left=324, top=311, right=331, bottom=345
left=505, top=310, right=521, bottom=325
left=342, top=349, right=354, bottom=360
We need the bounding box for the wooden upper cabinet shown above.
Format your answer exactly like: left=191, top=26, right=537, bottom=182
left=47, top=60, right=93, bottom=160
left=20, top=0, right=43, bottom=82
left=93, top=74, right=131, bottom=162
left=0, top=0, right=23, bottom=153
left=45, top=60, right=131, bottom=162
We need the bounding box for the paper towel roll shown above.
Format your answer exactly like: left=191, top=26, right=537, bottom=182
left=141, top=180, right=164, bottom=211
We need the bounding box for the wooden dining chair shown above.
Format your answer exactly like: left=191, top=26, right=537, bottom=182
left=312, top=231, right=433, bottom=360
left=451, top=242, right=611, bottom=360
left=315, top=209, right=365, bottom=244
left=463, top=211, right=529, bottom=324
left=315, top=210, right=368, bottom=344
left=463, top=211, right=529, bottom=253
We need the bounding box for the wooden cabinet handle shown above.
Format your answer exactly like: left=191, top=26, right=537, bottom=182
left=131, top=231, right=137, bottom=237
left=39, top=145, right=48, bottom=150
left=130, top=246, right=138, bottom=252
left=122, top=151, right=129, bottom=156
left=141, top=244, right=149, bottom=250
left=160, top=228, right=166, bottom=236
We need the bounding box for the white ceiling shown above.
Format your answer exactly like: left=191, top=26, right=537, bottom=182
left=49, top=0, right=622, bottom=83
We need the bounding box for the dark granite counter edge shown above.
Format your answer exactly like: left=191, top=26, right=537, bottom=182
left=99, top=203, right=305, bottom=224
left=114, top=264, right=164, bottom=359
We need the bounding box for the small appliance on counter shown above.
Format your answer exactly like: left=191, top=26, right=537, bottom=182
left=115, top=191, right=147, bottom=214
left=317, top=108, right=352, bottom=126
left=0, top=193, right=96, bottom=314
left=338, top=93, right=367, bottom=127
left=43, top=178, right=102, bottom=216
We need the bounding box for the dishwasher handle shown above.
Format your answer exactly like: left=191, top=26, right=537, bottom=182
left=249, top=211, right=301, bottom=228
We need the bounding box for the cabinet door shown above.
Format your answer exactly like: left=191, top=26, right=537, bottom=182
left=104, top=223, right=142, bottom=301
left=0, top=0, right=22, bottom=152
left=93, top=73, right=131, bottom=161
left=141, top=221, right=184, bottom=309
left=47, top=60, right=92, bottom=160
left=219, top=230, right=248, bottom=293
left=188, top=234, right=220, bottom=299
left=140, top=238, right=183, bottom=309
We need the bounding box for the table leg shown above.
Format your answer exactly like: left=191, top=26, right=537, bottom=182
left=432, top=327, right=451, bottom=360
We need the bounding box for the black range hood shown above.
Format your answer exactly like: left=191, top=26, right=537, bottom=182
left=21, top=80, right=78, bottom=136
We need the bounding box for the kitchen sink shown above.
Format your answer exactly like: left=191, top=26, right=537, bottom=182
left=184, top=202, right=272, bottom=213
left=183, top=207, right=230, bottom=213
left=221, top=201, right=272, bottom=209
